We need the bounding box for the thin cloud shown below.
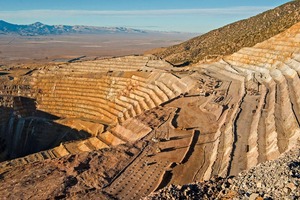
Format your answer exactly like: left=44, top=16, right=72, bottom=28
left=0, top=6, right=271, bottom=19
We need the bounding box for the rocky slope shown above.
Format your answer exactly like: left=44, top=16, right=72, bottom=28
left=153, top=0, right=300, bottom=65
left=146, top=146, right=300, bottom=200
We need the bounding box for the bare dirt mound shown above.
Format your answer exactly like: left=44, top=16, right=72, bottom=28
left=0, top=142, right=144, bottom=199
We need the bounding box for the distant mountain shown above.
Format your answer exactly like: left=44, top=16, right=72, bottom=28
left=0, top=20, right=147, bottom=36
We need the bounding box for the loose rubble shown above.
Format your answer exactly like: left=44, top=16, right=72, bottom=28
left=231, top=147, right=300, bottom=199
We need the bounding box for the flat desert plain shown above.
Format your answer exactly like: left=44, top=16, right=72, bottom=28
left=0, top=32, right=197, bottom=65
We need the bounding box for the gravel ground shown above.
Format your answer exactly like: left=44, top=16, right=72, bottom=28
left=231, top=147, right=300, bottom=199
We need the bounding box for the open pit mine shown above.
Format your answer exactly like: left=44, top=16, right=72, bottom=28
left=0, top=2, right=300, bottom=200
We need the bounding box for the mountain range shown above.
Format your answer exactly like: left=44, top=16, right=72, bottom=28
left=0, top=20, right=148, bottom=36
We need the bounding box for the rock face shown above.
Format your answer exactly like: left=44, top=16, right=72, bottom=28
left=153, top=0, right=300, bottom=65
left=1, top=4, right=300, bottom=200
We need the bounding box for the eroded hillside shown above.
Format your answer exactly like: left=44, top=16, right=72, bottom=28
left=152, top=0, right=300, bottom=65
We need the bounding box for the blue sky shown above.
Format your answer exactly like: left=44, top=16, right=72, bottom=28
left=0, top=0, right=290, bottom=33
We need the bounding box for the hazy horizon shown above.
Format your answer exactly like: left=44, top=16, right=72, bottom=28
left=0, top=19, right=200, bottom=34
left=0, top=0, right=290, bottom=33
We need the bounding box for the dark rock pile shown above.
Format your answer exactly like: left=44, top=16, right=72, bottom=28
left=145, top=177, right=235, bottom=200
left=231, top=147, right=300, bottom=199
